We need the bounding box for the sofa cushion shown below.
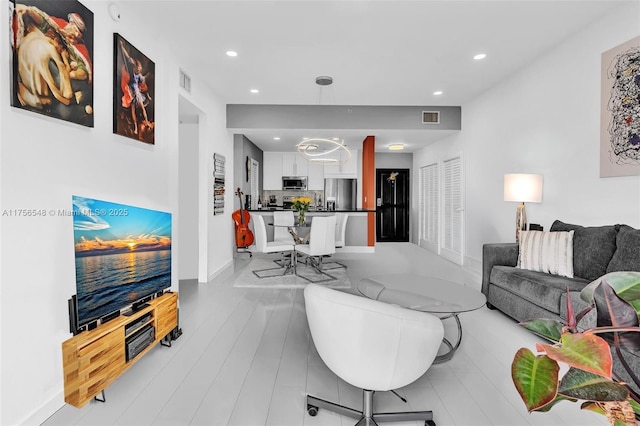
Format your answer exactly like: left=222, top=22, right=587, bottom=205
left=550, top=220, right=618, bottom=281
left=606, top=224, right=640, bottom=273
left=490, top=265, right=589, bottom=314
left=518, top=230, right=574, bottom=278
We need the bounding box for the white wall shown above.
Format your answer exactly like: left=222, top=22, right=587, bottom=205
left=0, top=2, right=233, bottom=424
left=413, top=3, right=640, bottom=276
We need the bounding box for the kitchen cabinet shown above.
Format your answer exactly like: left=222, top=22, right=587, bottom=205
left=282, top=152, right=308, bottom=177
left=307, top=160, right=324, bottom=190
left=324, top=149, right=358, bottom=178
left=263, top=152, right=283, bottom=190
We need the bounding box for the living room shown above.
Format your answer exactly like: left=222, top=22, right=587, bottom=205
left=2, top=1, right=639, bottom=425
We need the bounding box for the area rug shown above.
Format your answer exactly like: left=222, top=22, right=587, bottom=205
left=233, top=256, right=352, bottom=289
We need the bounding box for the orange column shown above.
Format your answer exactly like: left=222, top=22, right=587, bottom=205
left=362, top=136, right=375, bottom=246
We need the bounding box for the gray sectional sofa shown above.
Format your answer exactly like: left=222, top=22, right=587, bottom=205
left=482, top=220, right=640, bottom=392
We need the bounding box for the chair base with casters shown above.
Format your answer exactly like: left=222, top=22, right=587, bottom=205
left=306, top=391, right=436, bottom=426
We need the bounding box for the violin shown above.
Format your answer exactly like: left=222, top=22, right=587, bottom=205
left=232, top=188, right=254, bottom=248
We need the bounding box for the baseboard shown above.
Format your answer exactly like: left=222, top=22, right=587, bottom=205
left=463, top=255, right=482, bottom=291
left=21, top=391, right=64, bottom=426
left=207, top=259, right=234, bottom=282
left=336, top=246, right=375, bottom=253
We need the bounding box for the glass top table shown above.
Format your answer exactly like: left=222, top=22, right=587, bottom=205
left=357, top=274, right=486, bottom=363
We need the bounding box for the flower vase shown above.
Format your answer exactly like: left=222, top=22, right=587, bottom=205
left=297, top=212, right=306, bottom=226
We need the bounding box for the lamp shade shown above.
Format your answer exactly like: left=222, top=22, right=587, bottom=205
left=504, top=174, right=543, bottom=203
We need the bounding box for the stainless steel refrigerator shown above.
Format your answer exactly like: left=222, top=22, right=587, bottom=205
left=324, top=178, right=357, bottom=210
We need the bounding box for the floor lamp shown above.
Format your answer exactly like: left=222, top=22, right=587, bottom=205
left=504, top=174, right=543, bottom=242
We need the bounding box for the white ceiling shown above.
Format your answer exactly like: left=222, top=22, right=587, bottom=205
left=139, top=0, right=629, bottom=152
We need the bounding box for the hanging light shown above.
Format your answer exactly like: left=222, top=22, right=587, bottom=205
left=297, top=138, right=351, bottom=165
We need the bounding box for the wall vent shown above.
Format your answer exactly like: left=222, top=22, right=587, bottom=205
left=422, top=111, right=440, bottom=124
left=179, top=69, right=191, bottom=93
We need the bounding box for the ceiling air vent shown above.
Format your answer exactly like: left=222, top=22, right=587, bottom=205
left=422, top=111, right=440, bottom=124
left=179, top=69, right=191, bottom=93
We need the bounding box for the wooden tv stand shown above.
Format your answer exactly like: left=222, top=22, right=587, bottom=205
left=62, top=292, right=178, bottom=408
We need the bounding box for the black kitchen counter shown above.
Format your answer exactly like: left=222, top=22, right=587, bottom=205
left=247, top=208, right=376, bottom=213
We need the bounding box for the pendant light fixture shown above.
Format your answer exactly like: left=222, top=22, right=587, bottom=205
left=296, top=76, right=352, bottom=165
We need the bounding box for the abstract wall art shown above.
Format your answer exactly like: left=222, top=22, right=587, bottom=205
left=600, top=35, right=640, bottom=177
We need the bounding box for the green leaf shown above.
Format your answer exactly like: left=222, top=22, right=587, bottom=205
left=558, top=367, right=629, bottom=401
left=583, top=272, right=640, bottom=316
left=594, top=281, right=640, bottom=351
left=511, top=348, right=560, bottom=412
left=540, top=332, right=612, bottom=378
left=533, top=394, right=576, bottom=412
left=520, top=319, right=563, bottom=342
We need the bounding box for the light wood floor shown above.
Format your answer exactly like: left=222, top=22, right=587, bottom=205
left=43, top=243, right=606, bottom=426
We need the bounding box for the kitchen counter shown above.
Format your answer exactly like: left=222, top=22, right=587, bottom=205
left=248, top=208, right=376, bottom=213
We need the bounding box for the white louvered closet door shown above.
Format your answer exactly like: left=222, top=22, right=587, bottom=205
left=440, top=156, right=464, bottom=265
left=419, top=163, right=439, bottom=253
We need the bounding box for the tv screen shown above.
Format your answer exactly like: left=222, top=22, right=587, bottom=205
left=72, top=196, right=172, bottom=328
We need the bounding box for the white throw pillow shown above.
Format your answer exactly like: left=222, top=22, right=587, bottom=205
left=518, top=230, right=574, bottom=278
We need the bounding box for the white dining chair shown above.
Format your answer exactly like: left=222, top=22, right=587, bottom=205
left=335, top=213, right=348, bottom=248
left=251, top=215, right=295, bottom=278
left=273, top=210, right=294, bottom=243
left=295, top=215, right=336, bottom=281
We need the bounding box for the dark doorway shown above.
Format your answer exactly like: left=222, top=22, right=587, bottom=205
left=376, top=169, right=410, bottom=242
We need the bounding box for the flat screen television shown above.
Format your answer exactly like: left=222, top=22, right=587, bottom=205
left=72, top=195, right=172, bottom=329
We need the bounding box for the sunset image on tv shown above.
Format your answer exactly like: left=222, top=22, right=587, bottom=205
left=72, top=196, right=172, bottom=326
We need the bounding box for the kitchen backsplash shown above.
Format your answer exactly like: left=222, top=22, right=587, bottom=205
left=262, top=190, right=325, bottom=208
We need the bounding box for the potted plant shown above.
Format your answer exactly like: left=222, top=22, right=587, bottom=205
left=511, top=271, right=640, bottom=425
left=291, top=196, right=311, bottom=226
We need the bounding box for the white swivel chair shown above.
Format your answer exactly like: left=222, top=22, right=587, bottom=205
left=295, top=216, right=336, bottom=280
left=251, top=215, right=295, bottom=278
left=304, top=284, right=444, bottom=426
left=273, top=210, right=294, bottom=243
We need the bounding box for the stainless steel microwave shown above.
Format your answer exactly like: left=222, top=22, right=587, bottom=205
left=282, top=176, right=307, bottom=190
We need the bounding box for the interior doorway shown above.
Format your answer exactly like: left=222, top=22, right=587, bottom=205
left=376, top=168, right=410, bottom=242
left=178, top=96, right=203, bottom=282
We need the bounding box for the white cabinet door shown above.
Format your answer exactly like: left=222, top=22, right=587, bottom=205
left=307, top=161, right=324, bottom=190
left=282, top=152, right=308, bottom=176
left=263, top=152, right=283, bottom=190
left=324, top=149, right=358, bottom=178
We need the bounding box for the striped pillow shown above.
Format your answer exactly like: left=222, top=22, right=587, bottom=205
left=518, top=230, right=574, bottom=278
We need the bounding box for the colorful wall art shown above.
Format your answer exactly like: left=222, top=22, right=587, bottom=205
left=113, top=33, right=155, bottom=144
left=600, top=35, right=640, bottom=177
left=9, top=0, right=94, bottom=126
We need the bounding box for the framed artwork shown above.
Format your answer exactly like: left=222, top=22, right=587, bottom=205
left=9, top=0, right=94, bottom=127
left=113, top=33, right=155, bottom=144
left=213, top=154, right=226, bottom=215
left=600, top=35, right=640, bottom=177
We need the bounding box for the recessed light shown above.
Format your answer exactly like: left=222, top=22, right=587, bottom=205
left=273, top=137, right=280, bottom=140
left=388, top=144, right=405, bottom=151
left=433, top=91, right=443, bottom=96
left=473, top=53, right=486, bottom=60
left=226, top=50, right=238, bottom=57
left=250, top=89, right=259, bottom=94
